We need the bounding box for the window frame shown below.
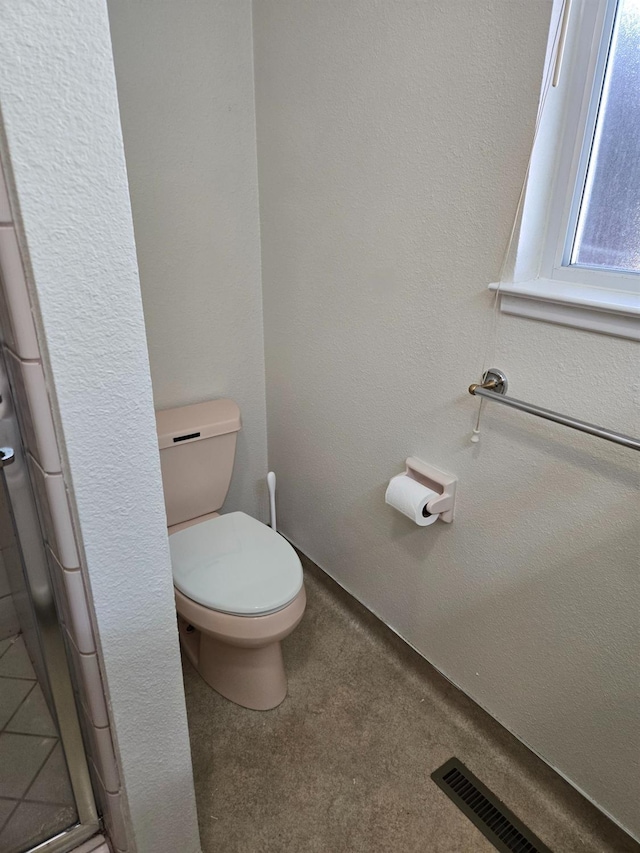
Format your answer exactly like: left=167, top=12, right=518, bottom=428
left=492, top=0, right=640, bottom=341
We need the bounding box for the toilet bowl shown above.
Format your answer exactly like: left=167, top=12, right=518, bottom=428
left=169, top=511, right=305, bottom=710
left=156, top=399, right=306, bottom=711
left=175, top=585, right=306, bottom=711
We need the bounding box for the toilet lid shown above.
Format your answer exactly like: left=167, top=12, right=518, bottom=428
left=169, top=512, right=303, bottom=616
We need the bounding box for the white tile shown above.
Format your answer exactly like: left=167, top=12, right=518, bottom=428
left=62, top=569, right=95, bottom=654
left=6, top=351, right=61, bottom=473
left=68, top=835, right=110, bottom=853
left=5, top=683, right=57, bottom=737
left=28, top=455, right=80, bottom=568
left=0, top=166, right=11, bottom=223
left=82, top=709, right=120, bottom=794
left=78, top=652, right=109, bottom=728
left=0, top=636, right=35, bottom=679
left=0, top=561, right=10, bottom=597
left=101, top=789, right=129, bottom=851
left=46, top=548, right=71, bottom=631
left=0, top=732, right=56, bottom=798
left=0, top=550, right=11, bottom=598
left=94, top=772, right=128, bottom=851
left=27, top=454, right=56, bottom=552
left=0, top=677, right=33, bottom=728
left=0, top=284, right=16, bottom=351
left=44, top=473, right=80, bottom=569
left=25, top=742, right=74, bottom=805
left=64, top=626, right=108, bottom=727
left=0, top=799, right=77, bottom=850
left=0, top=798, right=18, bottom=834
left=86, top=755, right=102, bottom=805
left=0, top=486, right=15, bottom=550
left=0, top=637, right=12, bottom=658
left=92, top=724, right=120, bottom=794
left=5, top=349, right=38, bottom=466
left=20, top=361, right=61, bottom=473
left=0, top=596, right=19, bottom=639
left=89, top=758, right=129, bottom=849
left=0, top=545, right=21, bottom=590
left=0, top=226, right=40, bottom=359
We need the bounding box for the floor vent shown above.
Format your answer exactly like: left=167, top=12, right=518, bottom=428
left=431, top=758, right=553, bottom=853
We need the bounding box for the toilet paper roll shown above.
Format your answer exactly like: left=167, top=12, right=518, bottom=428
left=385, top=474, right=440, bottom=526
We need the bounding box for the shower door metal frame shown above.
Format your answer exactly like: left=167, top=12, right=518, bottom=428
left=0, top=353, right=100, bottom=853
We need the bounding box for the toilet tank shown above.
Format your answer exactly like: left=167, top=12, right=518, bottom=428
left=156, top=399, right=241, bottom=527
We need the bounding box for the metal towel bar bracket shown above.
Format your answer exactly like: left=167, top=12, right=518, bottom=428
left=469, top=369, right=640, bottom=452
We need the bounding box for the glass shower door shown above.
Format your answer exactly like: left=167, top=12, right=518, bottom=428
left=0, top=356, right=98, bottom=853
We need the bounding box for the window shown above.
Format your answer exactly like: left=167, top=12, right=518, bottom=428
left=494, top=0, right=640, bottom=340
left=572, top=0, right=640, bottom=273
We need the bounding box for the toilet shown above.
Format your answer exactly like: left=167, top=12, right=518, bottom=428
left=156, top=399, right=306, bottom=711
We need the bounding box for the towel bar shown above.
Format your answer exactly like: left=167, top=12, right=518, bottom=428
left=469, top=369, right=640, bottom=452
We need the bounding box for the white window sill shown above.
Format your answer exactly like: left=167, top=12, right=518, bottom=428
left=489, top=279, right=640, bottom=341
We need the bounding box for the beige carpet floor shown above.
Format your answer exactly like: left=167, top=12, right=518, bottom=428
left=182, top=556, right=639, bottom=853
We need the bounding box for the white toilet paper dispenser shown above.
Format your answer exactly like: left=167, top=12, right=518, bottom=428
left=397, top=457, right=457, bottom=523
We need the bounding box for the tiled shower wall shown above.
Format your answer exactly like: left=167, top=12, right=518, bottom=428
left=0, top=160, right=130, bottom=852
left=0, top=515, right=19, bottom=640
left=0, top=221, right=19, bottom=639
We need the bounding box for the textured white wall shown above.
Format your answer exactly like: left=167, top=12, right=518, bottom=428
left=253, top=0, right=640, bottom=839
left=107, top=0, right=269, bottom=521
left=0, top=2, right=201, bottom=851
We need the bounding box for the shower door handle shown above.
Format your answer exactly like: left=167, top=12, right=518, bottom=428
left=0, top=447, right=15, bottom=467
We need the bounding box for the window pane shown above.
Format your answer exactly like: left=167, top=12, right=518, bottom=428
left=572, top=0, right=640, bottom=273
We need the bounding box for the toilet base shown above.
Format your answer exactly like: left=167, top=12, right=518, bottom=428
left=198, top=632, right=287, bottom=710
left=178, top=622, right=287, bottom=711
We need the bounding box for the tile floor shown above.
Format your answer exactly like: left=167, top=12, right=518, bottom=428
left=183, top=556, right=640, bottom=853
left=0, top=634, right=77, bottom=853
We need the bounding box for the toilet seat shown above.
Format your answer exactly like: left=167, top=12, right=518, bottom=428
left=169, top=511, right=303, bottom=616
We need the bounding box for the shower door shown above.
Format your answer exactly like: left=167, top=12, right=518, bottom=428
left=0, top=355, right=99, bottom=852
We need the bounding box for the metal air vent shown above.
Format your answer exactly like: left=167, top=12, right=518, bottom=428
left=431, top=758, right=552, bottom=852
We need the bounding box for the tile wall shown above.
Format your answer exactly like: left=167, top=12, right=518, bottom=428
left=0, top=160, right=130, bottom=851
left=0, top=524, right=19, bottom=641
left=0, top=218, right=19, bottom=639
left=0, top=634, right=77, bottom=851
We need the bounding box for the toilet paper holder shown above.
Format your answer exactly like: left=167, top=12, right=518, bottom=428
left=403, top=457, right=457, bottom=522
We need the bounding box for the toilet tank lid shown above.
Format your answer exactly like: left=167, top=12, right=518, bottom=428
left=156, top=399, right=241, bottom=449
